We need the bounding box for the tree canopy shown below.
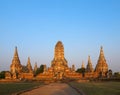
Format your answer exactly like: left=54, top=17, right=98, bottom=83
left=0, top=71, right=6, bottom=79
left=35, top=64, right=44, bottom=75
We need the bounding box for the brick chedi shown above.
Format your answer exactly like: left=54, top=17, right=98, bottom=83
left=51, top=41, right=68, bottom=74
left=86, top=56, right=94, bottom=72
left=50, top=41, right=81, bottom=79
left=9, top=47, right=34, bottom=79
left=81, top=61, right=85, bottom=69
left=72, top=64, right=75, bottom=72
left=10, top=47, right=22, bottom=74
left=34, top=62, right=38, bottom=73
left=26, top=57, right=33, bottom=73
left=95, top=46, right=108, bottom=76
left=36, top=41, right=81, bottom=80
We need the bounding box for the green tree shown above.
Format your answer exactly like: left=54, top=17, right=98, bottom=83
left=76, top=68, right=85, bottom=77
left=35, top=64, right=44, bottom=75
left=114, top=72, right=120, bottom=78
left=0, top=71, right=6, bottom=79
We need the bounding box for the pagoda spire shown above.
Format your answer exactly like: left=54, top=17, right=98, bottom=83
left=10, top=47, right=22, bottom=74
left=51, top=41, right=68, bottom=68
left=12, top=46, right=20, bottom=64
left=14, top=46, right=19, bottom=58
left=72, top=64, right=75, bottom=72
left=81, top=61, right=85, bottom=69
left=99, top=46, right=106, bottom=61
left=27, top=57, right=31, bottom=65
left=34, top=62, right=38, bottom=72
left=88, top=55, right=92, bottom=64
left=27, top=57, right=33, bottom=73
left=55, top=41, right=64, bottom=60
left=95, top=46, right=108, bottom=76
left=86, top=56, right=93, bottom=72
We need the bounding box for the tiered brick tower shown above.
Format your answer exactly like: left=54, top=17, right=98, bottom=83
left=51, top=41, right=70, bottom=79
left=95, top=47, right=108, bottom=76
left=86, top=56, right=94, bottom=72
left=10, top=47, right=22, bottom=74
left=51, top=41, right=68, bottom=72
left=81, top=61, right=85, bottom=69
left=26, top=57, right=33, bottom=73
left=34, top=62, right=38, bottom=72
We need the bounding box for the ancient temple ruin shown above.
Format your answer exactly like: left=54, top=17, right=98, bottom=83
left=95, top=46, right=108, bottom=77
left=6, top=41, right=109, bottom=80
left=36, top=41, right=79, bottom=80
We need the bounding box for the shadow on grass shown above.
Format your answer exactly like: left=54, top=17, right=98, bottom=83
left=0, top=82, right=43, bottom=95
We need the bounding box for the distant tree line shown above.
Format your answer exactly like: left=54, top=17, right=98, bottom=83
left=114, top=72, right=120, bottom=78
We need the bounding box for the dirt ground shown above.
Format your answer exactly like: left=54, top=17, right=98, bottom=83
left=20, top=83, right=80, bottom=95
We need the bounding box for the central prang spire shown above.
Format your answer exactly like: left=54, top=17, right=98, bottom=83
left=51, top=41, right=68, bottom=71
left=54, top=41, right=64, bottom=60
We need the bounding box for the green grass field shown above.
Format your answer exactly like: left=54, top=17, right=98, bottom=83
left=0, top=81, right=120, bottom=95
left=70, top=81, right=120, bottom=95
left=0, top=82, right=43, bottom=95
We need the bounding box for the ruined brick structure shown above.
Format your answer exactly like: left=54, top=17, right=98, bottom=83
left=6, top=41, right=109, bottom=80
left=36, top=41, right=79, bottom=80
left=7, top=47, right=34, bottom=79
left=95, top=46, right=108, bottom=77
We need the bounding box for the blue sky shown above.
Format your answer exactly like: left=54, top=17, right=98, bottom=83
left=0, top=0, right=120, bottom=72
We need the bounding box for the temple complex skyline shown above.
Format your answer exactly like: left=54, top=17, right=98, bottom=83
left=0, top=1, right=120, bottom=72
left=0, top=41, right=119, bottom=72
left=6, top=41, right=108, bottom=80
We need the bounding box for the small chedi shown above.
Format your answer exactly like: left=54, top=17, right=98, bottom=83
left=6, top=41, right=109, bottom=80
left=86, top=56, right=94, bottom=72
